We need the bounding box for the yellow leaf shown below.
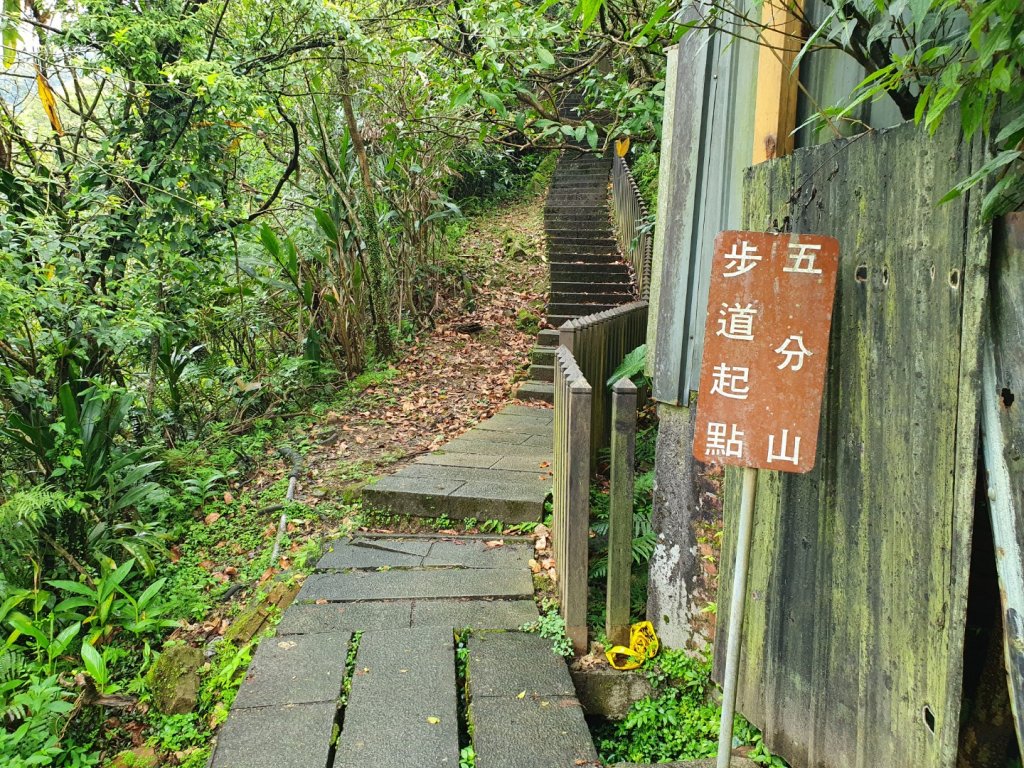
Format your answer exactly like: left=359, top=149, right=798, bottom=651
left=516, top=690, right=526, bottom=699
left=35, top=69, right=63, bottom=136
left=426, top=716, right=440, bottom=725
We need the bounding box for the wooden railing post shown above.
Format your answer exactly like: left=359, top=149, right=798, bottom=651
left=553, top=346, right=592, bottom=655
left=607, top=378, right=638, bottom=646
left=564, top=377, right=592, bottom=653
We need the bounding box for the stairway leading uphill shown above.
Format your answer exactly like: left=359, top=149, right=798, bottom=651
left=515, top=150, right=635, bottom=403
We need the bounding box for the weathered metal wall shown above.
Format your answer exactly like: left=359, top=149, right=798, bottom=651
left=647, top=25, right=760, bottom=405
left=647, top=1, right=905, bottom=403
left=981, top=214, right=1024, bottom=756
left=645, top=1, right=920, bottom=652
left=713, top=116, right=989, bottom=768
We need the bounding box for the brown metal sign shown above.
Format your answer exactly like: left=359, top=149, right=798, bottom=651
left=693, top=231, right=839, bottom=473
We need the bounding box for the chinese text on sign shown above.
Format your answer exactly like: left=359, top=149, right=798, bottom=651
left=693, top=232, right=839, bottom=474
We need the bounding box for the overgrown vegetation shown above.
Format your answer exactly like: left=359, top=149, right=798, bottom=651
left=519, top=599, right=574, bottom=659
left=3, top=0, right=1019, bottom=763
left=595, top=648, right=786, bottom=766
left=0, top=183, right=547, bottom=764
left=601, top=0, right=1023, bottom=216
left=587, top=422, right=658, bottom=640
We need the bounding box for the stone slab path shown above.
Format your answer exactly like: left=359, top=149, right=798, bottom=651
left=362, top=405, right=553, bottom=523
left=210, top=535, right=600, bottom=768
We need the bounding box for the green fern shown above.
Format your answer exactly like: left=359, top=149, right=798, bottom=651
left=0, top=488, right=68, bottom=557
left=589, top=470, right=656, bottom=579
left=0, top=648, right=28, bottom=722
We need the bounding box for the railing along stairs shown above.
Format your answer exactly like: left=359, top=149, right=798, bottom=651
left=551, top=150, right=653, bottom=653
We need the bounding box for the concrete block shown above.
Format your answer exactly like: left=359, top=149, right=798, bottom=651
left=211, top=702, right=337, bottom=768
left=277, top=601, right=413, bottom=635
left=232, top=632, right=349, bottom=709
left=298, top=568, right=534, bottom=603
left=569, top=667, right=654, bottom=719
left=468, top=632, right=576, bottom=698
left=333, top=628, right=459, bottom=768
left=411, top=599, right=538, bottom=630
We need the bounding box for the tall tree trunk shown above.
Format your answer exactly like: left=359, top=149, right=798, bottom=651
left=339, top=60, right=394, bottom=360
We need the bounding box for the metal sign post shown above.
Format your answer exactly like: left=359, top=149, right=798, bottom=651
left=716, top=466, right=757, bottom=768
left=693, top=231, right=839, bottom=768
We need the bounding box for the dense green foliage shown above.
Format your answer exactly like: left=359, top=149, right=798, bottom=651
left=596, top=649, right=786, bottom=766
left=11, top=0, right=1020, bottom=763
left=587, top=423, right=657, bottom=636
left=0, top=0, right=677, bottom=759
left=573, top=0, right=1023, bottom=214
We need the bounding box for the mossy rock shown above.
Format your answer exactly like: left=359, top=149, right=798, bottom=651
left=107, top=746, right=159, bottom=768
left=224, top=578, right=301, bottom=644
left=146, top=644, right=203, bottom=715
left=515, top=309, right=541, bottom=335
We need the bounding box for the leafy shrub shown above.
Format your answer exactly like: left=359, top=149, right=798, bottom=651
left=1, top=385, right=168, bottom=578
left=520, top=601, right=573, bottom=658
left=630, top=148, right=659, bottom=211
left=589, top=470, right=656, bottom=581
left=597, top=649, right=787, bottom=766
left=0, top=649, right=100, bottom=767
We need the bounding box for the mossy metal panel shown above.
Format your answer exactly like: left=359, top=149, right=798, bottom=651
left=982, top=214, right=1024, bottom=752
left=649, top=25, right=760, bottom=406
left=714, top=117, right=988, bottom=768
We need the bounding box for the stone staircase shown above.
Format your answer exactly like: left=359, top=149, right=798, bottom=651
left=208, top=535, right=601, bottom=768
left=515, top=150, right=636, bottom=403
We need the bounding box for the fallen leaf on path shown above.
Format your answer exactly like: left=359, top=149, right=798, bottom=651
left=484, top=540, right=504, bottom=548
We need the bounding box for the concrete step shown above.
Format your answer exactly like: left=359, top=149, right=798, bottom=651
left=550, top=291, right=634, bottom=304
left=550, top=263, right=630, bottom=277
left=537, top=329, right=560, bottom=346
left=548, top=302, right=621, bottom=316
left=545, top=194, right=607, bottom=205
left=528, top=364, right=554, bottom=382
left=530, top=346, right=555, bottom=365
left=556, top=157, right=610, bottom=166
left=545, top=314, right=573, bottom=328
left=361, top=406, right=552, bottom=523
left=334, top=628, right=460, bottom=767
left=549, top=180, right=608, bottom=188
left=544, top=221, right=612, bottom=233
left=556, top=161, right=609, bottom=168
left=514, top=380, right=554, bottom=404
left=551, top=278, right=634, bottom=290
left=550, top=175, right=609, bottom=183
left=545, top=224, right=613, bottom=235
left=547, top=236, right=617, bottom=249
left=545, top=203, right=611, bottom=216
left=544, top=246, right=614, bottom=259
left=548, top=253, right=618, bottom=266
left=544, top=221, right=612, bottom=231
left=467, top=633, right=598, bottom=768
left=547, top=250, right=619, bottom=262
